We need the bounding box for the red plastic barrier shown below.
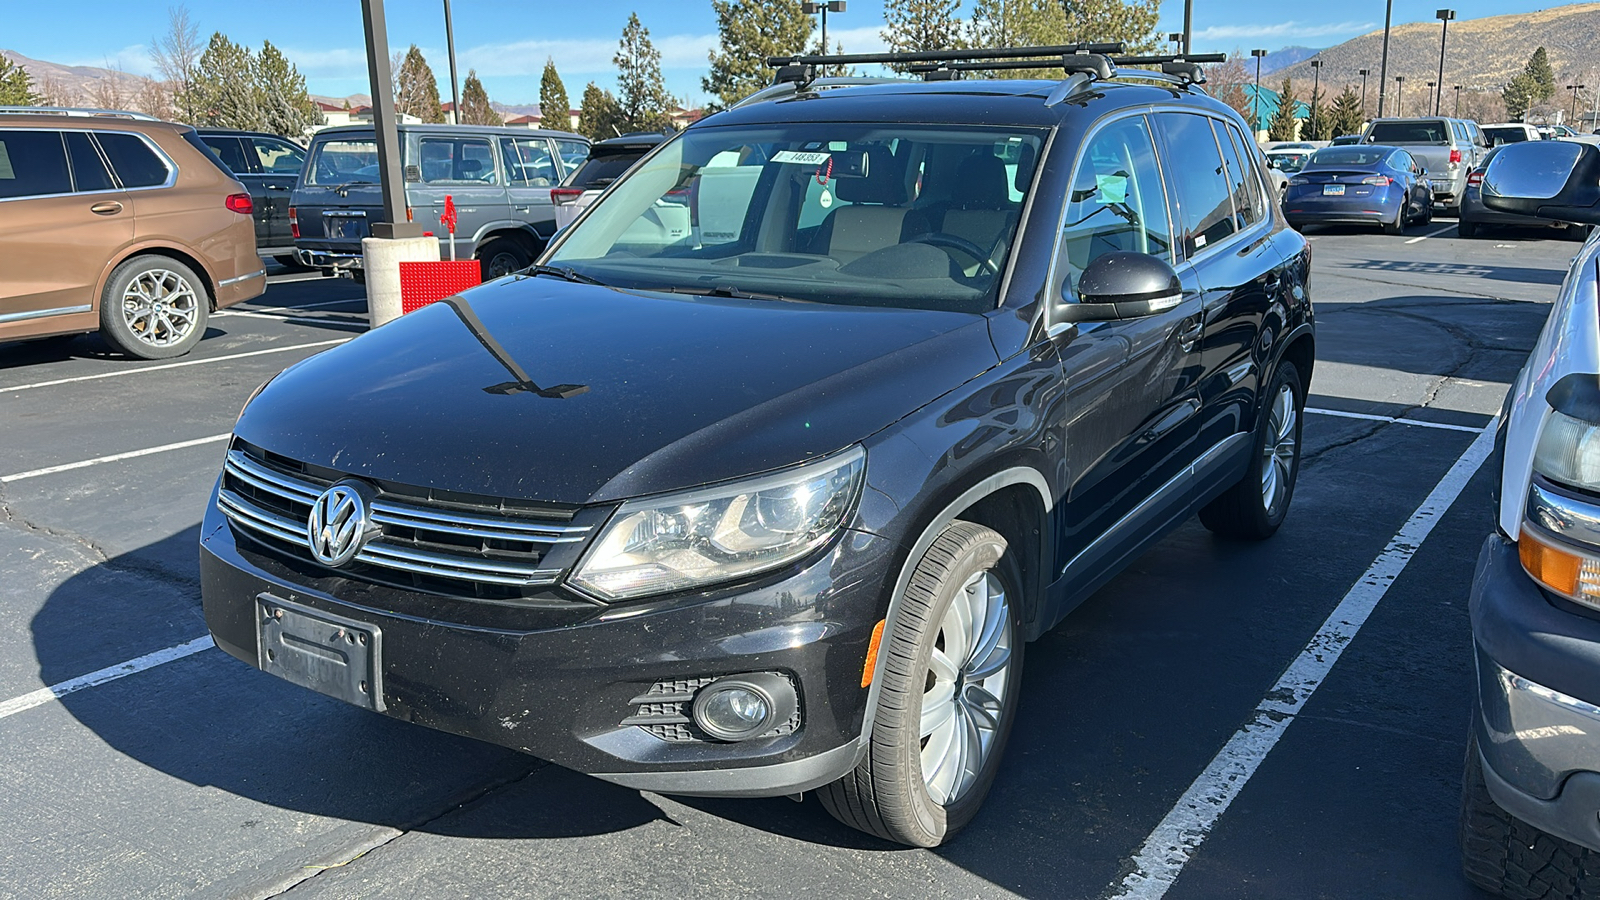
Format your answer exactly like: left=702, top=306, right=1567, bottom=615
left=399, top=260, right=482, bottom=314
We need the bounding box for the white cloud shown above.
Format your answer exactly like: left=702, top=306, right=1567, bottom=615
left=1193, top=20, right=1376, bottom=41
left=66, top=44, right=156, bottom=78
left=277, top=46, right=371, bottom=79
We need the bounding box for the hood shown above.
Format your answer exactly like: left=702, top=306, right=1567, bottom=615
left=235, top=277, right=998, bottom=505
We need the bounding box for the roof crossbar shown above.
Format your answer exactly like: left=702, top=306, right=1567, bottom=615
left=907, top=52, right=1225, bottom=74
left=766, top=43, right=1125, bottom=70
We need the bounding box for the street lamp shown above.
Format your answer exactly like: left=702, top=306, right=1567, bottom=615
left=1251, top=49, right=1268, bottom=134
left=1454, top=84, right=1463, bottom=117
left=442, top=0, right=461, bottom=123
left=1569, top=84, right=1587, bottom=124
left=1168, top=33, right=1183, bottom=55
left=1310, top=59, right=1322, bottom=138
left=1377, top=0, right=1395, bottom=116
left=1395, top=75, right=1405, bottom=117
left=1435, top=9, right=1455, bottom=115
left=1359, top=68, right=1370, bottom=119
left=801, top=1, right=846, bottom=56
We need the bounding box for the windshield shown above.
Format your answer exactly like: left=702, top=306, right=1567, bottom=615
left=308, top=138, right=379, bottom=185
left=546, top=123, right=1045, bottom=313
left=1309, top=148, right=1387, bottom=167
left=1367, top=121, right=1449, bottom=144
left=1268, top=153, right=1310, bottom=173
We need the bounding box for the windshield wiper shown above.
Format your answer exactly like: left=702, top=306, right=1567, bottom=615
left=528, top=265, right=608, bottom=286
left=656, top=284, right=800, bottom=302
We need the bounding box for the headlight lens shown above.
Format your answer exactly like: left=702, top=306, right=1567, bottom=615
left=1532, top=409, right=1600, bottom=491
left=571, top=446, right=865, bottom=601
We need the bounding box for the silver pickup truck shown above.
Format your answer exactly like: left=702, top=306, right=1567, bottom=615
left=1362, top=117, right=1490, bottom=213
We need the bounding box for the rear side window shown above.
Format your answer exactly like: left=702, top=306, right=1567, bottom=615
left=65, top=132, right=116, bottom=192
left=418, top=138, right=497, bottom=185
left=251, top=137, right=305, bottom=175
left=0, top=130, right=71, bottom=198
left=1157, top=113, right=1236, bottom=256
left=554, top=139, right=589, bottom=173
left=200, top=135, right=252, bottom=174
left=1056, top=114, right=1172, bottom=298
left=500, top=137, right=556, bottom=186
left=1213, top=120, right=1258, bottom=229
left=97, top=132, right=171, bottom=188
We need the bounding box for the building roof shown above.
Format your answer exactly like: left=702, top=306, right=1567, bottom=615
left=1243, top=85, right=1311, bottom=124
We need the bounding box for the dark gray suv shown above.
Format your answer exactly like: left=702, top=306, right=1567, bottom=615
left=201, top=46, right=1314, bottom=847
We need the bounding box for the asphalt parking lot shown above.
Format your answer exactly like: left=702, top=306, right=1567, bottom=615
left=0, top=223, right=1579, bottom=900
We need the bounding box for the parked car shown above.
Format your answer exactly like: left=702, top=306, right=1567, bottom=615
left=551, top=132, right=668, bottom=231
left=195, top=128, right=307, bottom=267
left=0, top=107, right=265, bottom=359
left=1362, top=116, right=1490, bottom=213
left=201, top=52, right=1312, bottom=849
left=1458, top=145, right=1594, bottom=240
left=1330, top=133, right=1363, bottom=146
left=1265, top=147, right=1313, bottom=174
left=1282, top=144, right=1434, bottom=234
left=1457, top=137, right=1600, bottom=897
left=1482, top=123, right=1542, bottom=146
left=291, top=124, right=590, bottom=280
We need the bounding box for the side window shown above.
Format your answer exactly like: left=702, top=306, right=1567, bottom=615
left=500, top=138, right=556, bottom=186
left=0, top=130, right=71, bottom=198
left=1156, top=112, right=1236, bottom=257
left=1055, top=114, right=1173, bottom=300
left=201, top=136, right=252, bottom=174
left=1225, top=123, right=1267, bottom=224
left=64, top=131, right=116, bottom=192
left=96, top=133, right=171, bottom=188
left=554, top=139, right=590, bottom=174
left=251, top=137, right=305, bottom=175
left=1212, top=119, right=1257, bottom=229
left=418, top=138, right=497, bottom=185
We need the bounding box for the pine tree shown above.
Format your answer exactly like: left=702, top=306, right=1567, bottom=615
left=395, top=45, right=444, bottom=123
left=615, top=13, right=672, bottom=132
left=0, top=55, right=40, bottom=106
left=1301, top=87, right=1328, bottom=141
left=1267, top=76, right=1299, bottom=142
left=255, top=41, right=320, bottom=138
left=881, top=0, right=964, bottom=72
left=1526, top=47, right=1556, bottom=102
left=1503, top=73, right=1536, bottom=121
left=1059, top=0, right=1162, bottom=54
left=1330, top=86, right=1364, bottom=137
left=539, top=58, right=571, bottom=130
left=192, top=33, right=262, bottom=131
left=703, top=0, right=813, bottom=110
left=458, top=70, right=497, bottom=125
left=968, top=0, right=1069, bottom=78
left=577, top=81, right=624, bottom=140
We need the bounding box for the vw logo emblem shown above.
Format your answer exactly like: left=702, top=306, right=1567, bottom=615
left=307, top=482, right=374, bottom=567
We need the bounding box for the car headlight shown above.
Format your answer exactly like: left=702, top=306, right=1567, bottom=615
left=1532, top=408, right=1600, bottom=491
left=570, top=446, right=866, bottom=601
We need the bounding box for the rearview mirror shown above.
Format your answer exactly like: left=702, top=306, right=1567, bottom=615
left=1482, top=140, right=1600, bottom=225
left=1055, top=252, right=1183, bottom=323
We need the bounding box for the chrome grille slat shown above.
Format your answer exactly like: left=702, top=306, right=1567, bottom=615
left=369, top=506, right=589, bottom=543
left=225, top=450, right=322, bottom=500
left=355, top=543, right=561, bottom=586
left=218, top=490, right=305, bottom=544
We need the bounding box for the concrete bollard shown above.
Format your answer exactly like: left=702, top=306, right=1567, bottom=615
left=361, top=235, right=441, bottom=327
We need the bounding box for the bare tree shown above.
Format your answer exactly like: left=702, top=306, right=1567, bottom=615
left=89, top=60, right=132, bottom=111
left=36, top=74, right=80, bottom=107
left=150, top=4, right=202, bottom=121
left=134, top=78, right=174, bottom=119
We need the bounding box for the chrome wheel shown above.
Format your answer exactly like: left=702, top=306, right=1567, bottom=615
left=1260, top=382, right=1298, bottom=516
left=121, top=268, right=200, bottom=348
left=920, top=568, right=1013, bottom=806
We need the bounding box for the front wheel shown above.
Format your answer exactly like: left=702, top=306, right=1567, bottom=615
left=1199, top=361, right=1304, bottom=540
left=818, top=520, right=1024, bottom=847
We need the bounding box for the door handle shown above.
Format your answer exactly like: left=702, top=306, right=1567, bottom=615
left=90, top=201, right=123, bottom=215
left=1178, top=319, right=1202, bottom=351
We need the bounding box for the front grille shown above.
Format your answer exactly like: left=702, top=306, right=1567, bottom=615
left=621, top=675, right=802, bottom=743
left=217, top=443, right=594, bottom=602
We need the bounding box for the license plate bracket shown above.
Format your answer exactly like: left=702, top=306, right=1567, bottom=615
left=256, top=595, right=384, bottom=711
left=1323, top=184, right=1346, bottom=196
left=324, top=216, right=369, bottom=241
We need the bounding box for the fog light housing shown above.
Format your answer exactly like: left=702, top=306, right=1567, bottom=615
left=691, top=673, right=797, bottom=742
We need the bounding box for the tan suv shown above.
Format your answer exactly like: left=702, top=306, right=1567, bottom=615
left=0, top=109, right=266, bottom=359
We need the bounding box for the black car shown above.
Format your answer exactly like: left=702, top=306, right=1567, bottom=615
left=195, top=128, right=307, bottom=266
left=200, top=46, right=1314, bottom=848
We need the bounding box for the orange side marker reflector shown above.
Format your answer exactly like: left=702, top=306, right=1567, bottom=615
left=1521, top=532, right=1582, bottom=597
left=861, top=619, right=886, bottom=688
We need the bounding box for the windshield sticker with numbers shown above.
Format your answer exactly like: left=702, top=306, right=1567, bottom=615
left=772, top=150, right=832, bottom=166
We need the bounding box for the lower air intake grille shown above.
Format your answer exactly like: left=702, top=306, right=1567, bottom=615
left=621, top=674, right=801, bottom=743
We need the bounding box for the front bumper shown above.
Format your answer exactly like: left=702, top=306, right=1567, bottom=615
left=1470, top=534, right=1600, bottom=851
left=198, top=494, right=890, bottom=797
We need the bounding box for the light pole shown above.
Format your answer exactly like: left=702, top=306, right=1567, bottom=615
left=1310, top=59, right=1322, bottom=138
left=1435, top=9, right=1455, bottom=115
left=1377, top=0, right=1394, bottom=116
left=443, top=0, right=460, bottom=123
left=1569, top=84, right=1587, bottom=124
left=1395, top=75, right=1405, bottom=117
left=1360, top=68, right=1370, bottom=119
left=1454, top=84, right=1463, bottom=116
left=1168, top=32, right=1183, bottom=55
left=801, top=1, right=847, bottom=56
left=1252, top=49, right=1268, bottom=135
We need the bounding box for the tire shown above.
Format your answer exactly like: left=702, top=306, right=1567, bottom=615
left=1568, top=223, right=1594, bottom=243
left=1460, top=729, right=1600, bottom=898
left=1199, top=360, right=1304, bottom=540
left=98, top=255, right=209, bottom=360
left=1459, top=219, right=1479, bottom=239
left=273, top=254, right=309, bottom=271
left=1421, top=202, right=1434, bottom=226
left=1384, top=202, right=1406, bottom=235
left=818, top=520, right=1025, bottom=847
left=477, top=238, right=532, bottom=280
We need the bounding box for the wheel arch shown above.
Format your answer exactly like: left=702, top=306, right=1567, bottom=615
left=472, top=224, right=544, bottom=260
left=97, top=245, right=220, bottom=311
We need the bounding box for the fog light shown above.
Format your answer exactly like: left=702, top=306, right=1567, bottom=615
left=691, top=673, right=797, bottom=742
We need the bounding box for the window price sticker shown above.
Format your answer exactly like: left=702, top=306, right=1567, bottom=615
left=772, top=150, right=832, bottom=166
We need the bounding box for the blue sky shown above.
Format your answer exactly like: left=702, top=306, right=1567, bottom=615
left=2, top=0, right=1578, bottom=106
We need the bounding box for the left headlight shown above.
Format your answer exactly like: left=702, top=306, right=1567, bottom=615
left=570, top=446, right=866, bottom=602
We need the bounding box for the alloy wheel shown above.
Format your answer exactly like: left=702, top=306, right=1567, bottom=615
left=121, top=268, right=200, bottom=348
left=919, top=568, right=1013, bottom=806
left=1260, top=382, right=1298, bottom=516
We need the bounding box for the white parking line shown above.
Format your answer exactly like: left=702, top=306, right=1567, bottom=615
left=215, top=310, right=367, bottom=329
left=218, top=298, right=365, bottom=317
left=1306, top=406, right=1485, bottom=433
left=0, top=338, right=350, bottom=394
left=0, top=433, right=231, bottom=483
left=1107, top=419, right=1497, bottom=900
left=1404, top=223, right=1457, bottom=244
left=0, top=636, right=214, bottom=721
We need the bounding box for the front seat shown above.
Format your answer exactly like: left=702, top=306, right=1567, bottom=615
left=815, top=147, right=911, bottom=264
left=937, top=152, right=1018, bottom=257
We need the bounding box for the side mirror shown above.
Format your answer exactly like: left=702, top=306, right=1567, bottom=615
left=1057, top=252, right=1183, bottom=323
left=1482, top=140, right=1600, bottom=225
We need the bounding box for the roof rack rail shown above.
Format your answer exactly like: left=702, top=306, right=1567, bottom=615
left=766, top=43, right=1126, bottom=71
left=732, top=76, right=909, bottom=109
left=907, top=52, right=1224, bottom=83
left=0, top=106, right=160, bottom=120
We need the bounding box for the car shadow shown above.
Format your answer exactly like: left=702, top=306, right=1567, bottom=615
left=1346, top=258, right=1567, bottom=286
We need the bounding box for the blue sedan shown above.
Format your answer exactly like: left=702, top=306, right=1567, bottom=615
left=1282, top=145, right=1435, bottom=235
